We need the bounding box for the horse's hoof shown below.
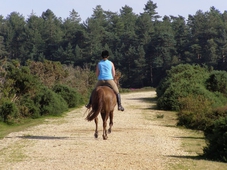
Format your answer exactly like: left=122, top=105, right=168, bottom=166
left=94, top=133, right=98, bottom=138
left=108, top=129, right=111, bottom=134
left=103, top=135, right=108, bottom=140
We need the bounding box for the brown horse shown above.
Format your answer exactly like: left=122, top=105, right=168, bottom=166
left=86, top=86, right=117, bottom=140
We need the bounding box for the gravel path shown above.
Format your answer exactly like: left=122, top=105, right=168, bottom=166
left=0, top=91, right=192, bottom=170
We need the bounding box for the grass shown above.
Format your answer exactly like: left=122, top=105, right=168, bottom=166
left=0, top=105, right=85, bottom=139
left=180, top=130, right=205, bottom=154
left=0, top=141, right=29, bottom=163
left=147, top=111, right=227, bottom=170
left=0, top=118, right=46, bottom=139
left=0, top=111, right=71, bottom=139
left=156, top=111, right=226, bottom=170
left=139, top=92, right=227, bottom=169
left=168, top=130, right=227, bottom=170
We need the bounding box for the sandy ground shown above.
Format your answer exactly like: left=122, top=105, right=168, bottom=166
left=0, top=91, right=194, bottom=170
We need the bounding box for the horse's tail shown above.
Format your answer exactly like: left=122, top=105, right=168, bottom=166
left=86, top=88, right=103, bottom=121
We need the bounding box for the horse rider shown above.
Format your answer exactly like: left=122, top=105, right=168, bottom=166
left=85, top=50, right=124, bottom=111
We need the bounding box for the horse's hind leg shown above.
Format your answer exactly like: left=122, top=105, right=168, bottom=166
left=101, top=112, right=108, bottom=140
left=108, top=111, right=113, bottom=134
left=102, top=120, right=108, bottom=140
left=94, top=117, right=98, bottom=138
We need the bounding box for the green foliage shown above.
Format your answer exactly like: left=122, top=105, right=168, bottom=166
left=52, top=84, right=83, bottom=108
left=27, top=60, right=68, bottom=88
left=0, top=60, right=95, bottom=124
left=157, top=64, right=227, bottom=130
left=203, top=116, right=227, bottom=162
left=6, top=61, right=41, bottom=97
left=203, top=106, right=227, bottom=135
left=0, top=100, right=18, bottom=123
left=157, top=63, right=227, bottom=162
left=156, top=64, right=209, bottom=98
left=34, top=87, right=68, bottom=116
left=156, top=64, right=210, bottom=110
left=177, top=94, right=213, bottom=130
left=18, top=95, right=40, bottom=119
left=206, top=70, right=227, bottom=96
left=156, top=62, right=227, bottom=163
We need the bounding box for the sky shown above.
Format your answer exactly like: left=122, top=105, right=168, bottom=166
left=0, top=0, right=226, bottom=22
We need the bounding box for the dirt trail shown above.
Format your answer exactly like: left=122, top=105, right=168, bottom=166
left=0, top=91, right=193, bottom=170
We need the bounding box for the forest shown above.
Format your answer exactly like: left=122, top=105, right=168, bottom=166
left=0, top=0, right=227, bottom=88
left=0, top=0, right=227, bottom=162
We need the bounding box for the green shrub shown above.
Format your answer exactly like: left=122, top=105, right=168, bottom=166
left=156, top=64, right=209, bottom=98
left=206, top=70, right=227, bottom=96
left=203, top=106, right=227, bottom=134
left=6, top=63, right=41, bottom=96
left=52, top=84, right=83, bottom=108
left=157, top=82, right=222, bottom=111
left=19, top=95, right=40, bottom=118
left=203, top=116, right=227, bottom=162
left=157, top=80, right=195, bottom=110
left=0, top=100, right=18, bottom=123
left=34, top=87, right=68, bottom=116
left=177, top=94, right=213, bottom=130
left=156, top=64, right=227, bottom=110
left=0, top=60, right=93, bottom=124
left=156, top=64, right=210, bottom=111
left=177, top=88, right=227, bottom=130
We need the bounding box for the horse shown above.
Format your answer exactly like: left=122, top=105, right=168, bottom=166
left=85, top=70, right=121, bottom=140
left=86, top=86, right=117, bottom=140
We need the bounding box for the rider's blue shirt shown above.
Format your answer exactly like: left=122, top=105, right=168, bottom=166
left=98, top=59, right=113, bottom=80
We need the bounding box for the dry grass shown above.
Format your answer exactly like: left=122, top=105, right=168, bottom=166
left=0, top=140, right=29, bottom=163
left=148, top=110, right=227, bottom=170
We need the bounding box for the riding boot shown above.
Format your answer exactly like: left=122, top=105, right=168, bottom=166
left=116, top=93, right=124, bottom=111
left=85, top=93, right=92, bottom=109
